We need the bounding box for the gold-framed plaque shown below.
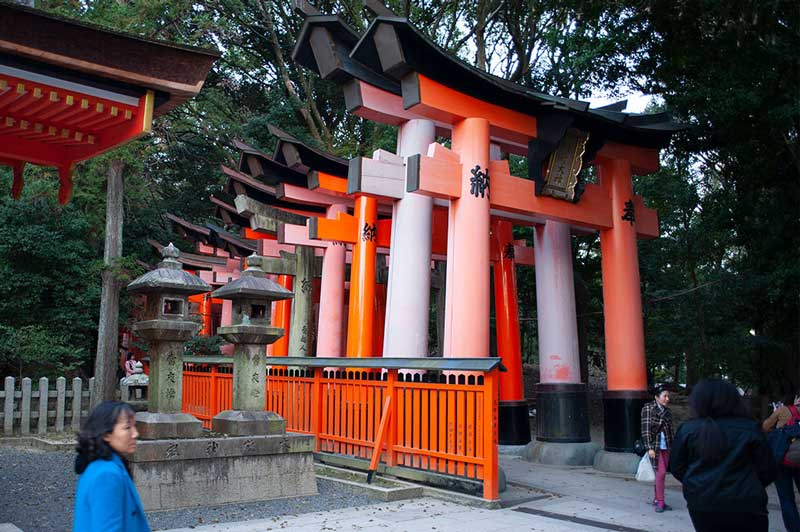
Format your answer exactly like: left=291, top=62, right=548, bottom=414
left=541, top=128, right=589, bottom=202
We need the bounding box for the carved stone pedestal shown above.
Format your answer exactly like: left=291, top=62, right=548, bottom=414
left=130, top=433, right=316, bottom=511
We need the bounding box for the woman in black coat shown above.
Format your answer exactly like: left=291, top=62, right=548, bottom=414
left=670, top=379, right=777, bottom=532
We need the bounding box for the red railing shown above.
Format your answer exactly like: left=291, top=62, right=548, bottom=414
left=182, top=356, right=501, bottom=501
left=182, top=362, right=232, bottom=426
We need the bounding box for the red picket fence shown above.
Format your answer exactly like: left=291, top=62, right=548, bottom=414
left=182, top=356, right=502, bottom=501
left=182, top=362, right=232, bottom=425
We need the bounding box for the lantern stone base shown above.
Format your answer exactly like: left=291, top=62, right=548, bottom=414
left=130, top=434, right=317, bottom=511
left=211, top=410, right=287, bottom=436
left=135, top=412, right=203, bottom=440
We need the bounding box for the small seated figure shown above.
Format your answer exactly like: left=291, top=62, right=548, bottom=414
left=121, top=360, right=149, bottom=387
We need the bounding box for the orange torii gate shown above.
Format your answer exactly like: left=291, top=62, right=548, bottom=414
left=295, top=11, right=680, bottom=453
left=293, top=11, right=539, bottom=443
left=229, top=137, right=395, bottom=358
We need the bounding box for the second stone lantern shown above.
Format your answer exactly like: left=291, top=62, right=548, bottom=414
left=211, top=253, right=294, bottom=435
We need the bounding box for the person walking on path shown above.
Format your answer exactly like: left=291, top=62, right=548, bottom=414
left=670, top=379, right=777, bottom=532
left=73, top=400, right=150, bottom=532
left=763, top=390, right=800, bottom=532
left=641, top=385, right=674, bottom=513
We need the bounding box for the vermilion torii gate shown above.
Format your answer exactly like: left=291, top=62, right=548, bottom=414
left=294, top=12, right=679, bottom=452
left=228, top=136, right=394, bottom=358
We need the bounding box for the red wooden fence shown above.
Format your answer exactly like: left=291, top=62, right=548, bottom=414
left=182, top=357, right=502, bottom=501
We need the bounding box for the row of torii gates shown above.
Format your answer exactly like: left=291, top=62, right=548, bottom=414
left=164, top=4, right=680, bottom=456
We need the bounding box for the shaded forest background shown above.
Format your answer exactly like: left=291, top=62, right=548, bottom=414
left=0, top=0, right=797, bottom=399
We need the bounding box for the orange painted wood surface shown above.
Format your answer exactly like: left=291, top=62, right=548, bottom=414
left=182, top=362, right=500, bottom=501
left=409, top=74, right=536, bottom=148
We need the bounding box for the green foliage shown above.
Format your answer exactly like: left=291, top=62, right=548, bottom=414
left=184, top=335, right=225, bottom=358
left=0, top=179, right=102, bottom=377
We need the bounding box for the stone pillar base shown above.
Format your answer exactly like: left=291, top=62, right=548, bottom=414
left=498, top=400, right=531, bottom=445
left=130, top=434, right=316, bottom=511
left=135, top=412, right=202, bottom=440
left=522, top=440, right=600, bottom=466
left=593, top=449, right=641, bottom=475
left=603, top=390, right=648, bottom=452
left=535, top=383, right=590, bottom=443
left=211, top=410, right=286, bottom=436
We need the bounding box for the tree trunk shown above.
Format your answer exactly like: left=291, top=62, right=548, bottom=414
left=91, top=160, right=125, bottom=409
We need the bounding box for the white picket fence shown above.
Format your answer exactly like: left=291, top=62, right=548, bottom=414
left=1, top=376, right=95, bottom=435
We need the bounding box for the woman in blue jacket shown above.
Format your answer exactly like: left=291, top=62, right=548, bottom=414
left=73, top=400, right=150, bottom=532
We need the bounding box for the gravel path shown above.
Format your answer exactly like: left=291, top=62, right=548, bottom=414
left=0, top=447, right=378, bottom=532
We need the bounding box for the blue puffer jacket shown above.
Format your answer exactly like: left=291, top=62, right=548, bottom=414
left=73, top=453, right=150, bottom=532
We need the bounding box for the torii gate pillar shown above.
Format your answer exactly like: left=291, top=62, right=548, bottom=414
left=383, top=119, right=436, bottom=357
left=599, top=158, right=649, bottom=452
left=534, top=221, right=590, bottom=443
left=443, top=118, right=491, bottom=358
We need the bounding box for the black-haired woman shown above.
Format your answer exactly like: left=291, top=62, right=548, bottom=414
left=640, top=385, right=674, bottom=513
left=73, top=400, right=150, bottom=532
left=670, top=379, right=777, bottom=532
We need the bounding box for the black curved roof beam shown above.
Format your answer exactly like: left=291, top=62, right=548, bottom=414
left=205, top=220, right=257, bottom=257
left=267, top=123, right=350, bottom=178
left=222, top=165, right=325, bottom=220
left=210, top=195, right=252, bottom=230
left=234, top=139, right=311, bottom=188
left=350, top=17, right=681, bottom=151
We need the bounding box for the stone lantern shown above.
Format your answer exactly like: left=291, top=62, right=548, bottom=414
left=211, top=253, right=294, bottom=435
left=127, top=243, right=210, bottom=439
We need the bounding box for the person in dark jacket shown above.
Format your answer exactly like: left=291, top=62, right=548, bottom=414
left=641, top=385, right=674, bottom=512
left=763, top=389, right=800, bottom=532
left=670, top=379, right=777, bottom=532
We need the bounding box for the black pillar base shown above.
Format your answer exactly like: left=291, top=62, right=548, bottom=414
left=535, top=383, right=590, bottom=443
left=603, top=390, right=649, bottom=452
left=499, top=400, right=531, bottom=445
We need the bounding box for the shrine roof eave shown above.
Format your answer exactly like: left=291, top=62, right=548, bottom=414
left=222, top=166, right=328, bottom=216
left=205, top=221, right=257, bottom=257
left=0, top=2, right=219, bottom=116
left=267, top=123, right=350, bottom=178
left=233, top=139, right=309, bottom=188
left=350, top=17, right=682, bottom=149
left=291, top=15, right=400, bottom=95
left=165, top=213, right=211, bottom=239
left=210, top=195, right=252, bottom=230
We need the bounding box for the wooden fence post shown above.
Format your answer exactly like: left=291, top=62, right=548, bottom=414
left=210, top=364, right=219, bottom=420
left=482, top=369, right=499, bottom=501
left=20, top=377, right=31, bottom=435
left=71, top=378, right=82, bottom=432
left=385, top=369, right=397, bottom=467
left=55, top=377, right=66, bottom=432
left=38, top=377, right=48, bottom=435
left=3, top=377, right=14, bottom=435
left=310, top=368, right=322, bottom=452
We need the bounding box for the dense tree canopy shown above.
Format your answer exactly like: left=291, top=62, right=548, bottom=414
left=1, top=0, right=796, bottom=398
